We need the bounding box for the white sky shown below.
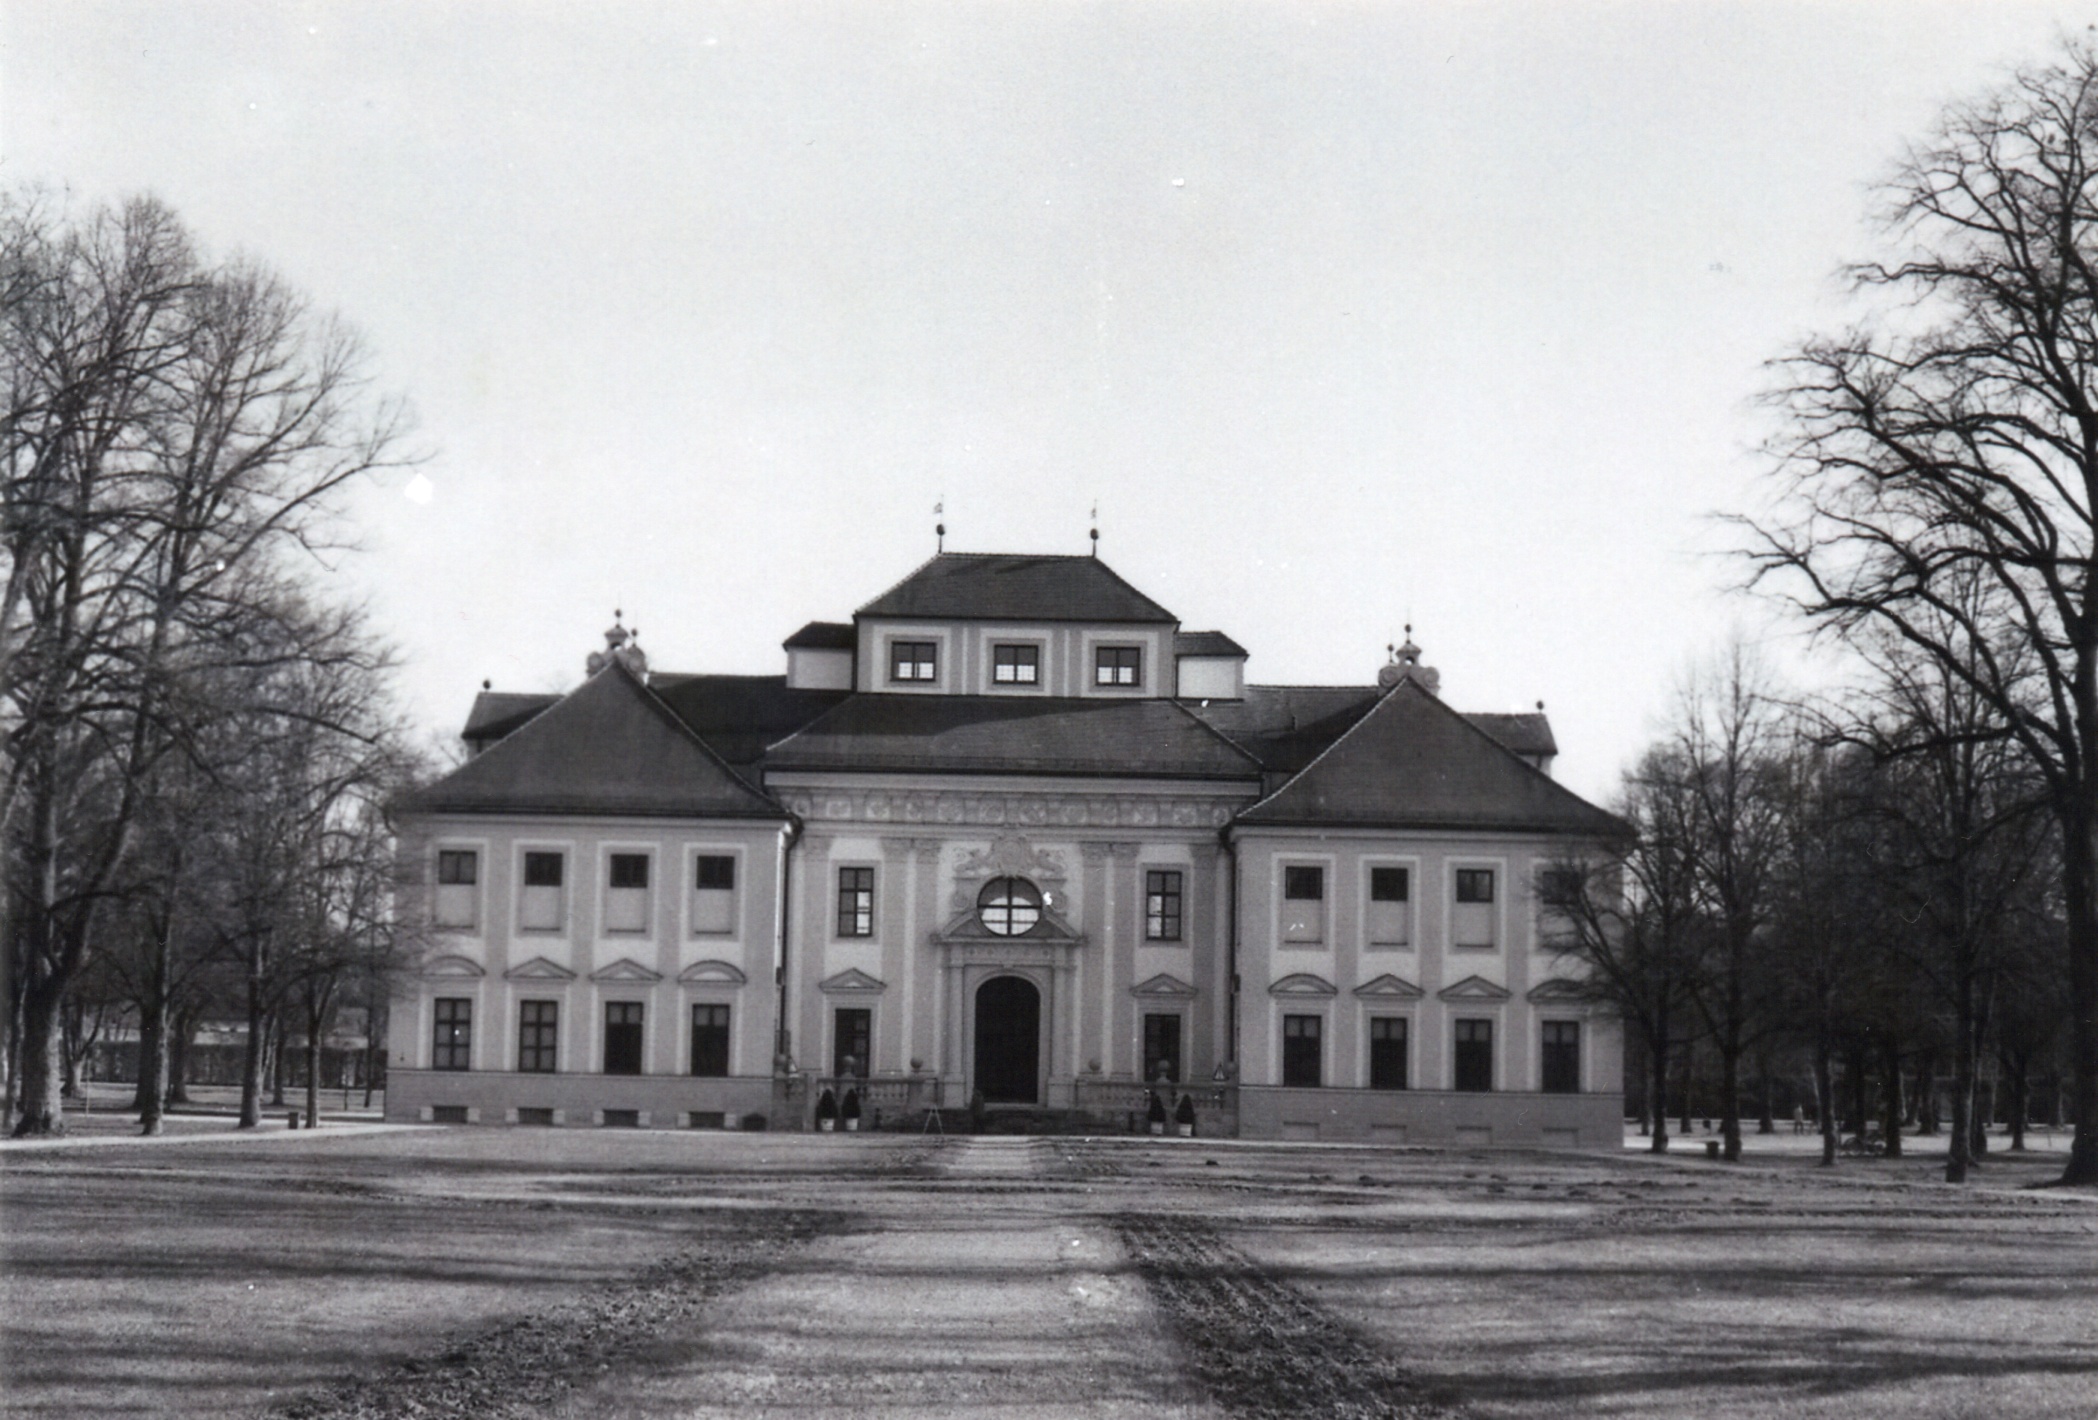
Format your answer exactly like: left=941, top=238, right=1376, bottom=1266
left=4, top=2, right=2086, bottom=800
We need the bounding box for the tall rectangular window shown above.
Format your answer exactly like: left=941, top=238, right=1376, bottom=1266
left=432, top=998, right=472, bottom=1071
left=518, top=1000, right=558, bottom=1073
left=889, top=640, right=937, bottom=682
left=1283, top=865, right=1324, bottom=943
left=992, top=643, right=1039, bottom=685
left=692, top=854, right=736, bottom=935
left=833, top=1008, right=871, bottom=1077
left=1541, top=1021, right=1581, bottom=1094
left=691, top=1003, right=731, bottom=1077
left=837, top=867, right=875, bottom=937
left=1453, top=867, right=1496, bottom=949
left=1094, top=645, right=1142, bottom=687
left=1145, top=870, right=1183, bottom=942
left=1368, top=865, right=1411, bottom=947
left=434, top=850, right=479, bottom=929
left=1454, top=1018, right=1494, bottom=1092
left=604, top=1002, right=644, bottom=1075
left=605, top=852, right=650, bottom=933
left=1369, top=1016, right=1408, bottom=1090
left=520, top=851, right=565, bottom=931
left=1142, top=1013, right=1183, bottom=1083
left=1282, top=1014, right=1322, bottom=1087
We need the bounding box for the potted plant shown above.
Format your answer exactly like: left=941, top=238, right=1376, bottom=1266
left=1147, top=1090, right=1167, bottom=1136
left=815, top=1088, right=837, bottom=1132
left=842, top=1088, right=862, bottom=1132
left=1175, top=1093, right=1197, bottom=1137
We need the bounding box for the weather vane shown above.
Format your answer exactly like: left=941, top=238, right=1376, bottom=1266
left=935, top=497, right=945, bottom=553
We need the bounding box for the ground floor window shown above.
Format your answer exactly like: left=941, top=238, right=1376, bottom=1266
left=691, top=1003, right=730, bottom=1077
left=834, top=1007, right=871, bottom=1077
left=604, top=1001, right=644, bottom=1075
left=1368, top=1015, right=1407, bottom=1090
left=1142, top=1013, right=1183, bottom=1083
left=432, top=997, right=472, bottom=1070
left=1541, top=1020, right=1581, bottom=1094
left=1282, top=1014, right=1322, bottom=1087
left=1454, top=1018, right=1494, bottom=1092
left=518, top=1000, right=558, bottom=1073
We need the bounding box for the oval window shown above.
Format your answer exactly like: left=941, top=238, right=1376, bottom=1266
left=977, top=877, right=1042, bottom=936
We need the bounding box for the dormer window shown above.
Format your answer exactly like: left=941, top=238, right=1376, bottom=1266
left=889, top=640, right=937, bottom=683
left=1094, top=645, right=1142, bottom=688
left=992, top=644, right=1039, bottom=685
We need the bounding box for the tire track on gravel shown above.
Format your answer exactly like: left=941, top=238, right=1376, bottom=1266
left=1115, top=1212, right=1466, bottom=1420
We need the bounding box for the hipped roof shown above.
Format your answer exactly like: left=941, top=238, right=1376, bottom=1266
left=857, top=553, right=1175, bottom=623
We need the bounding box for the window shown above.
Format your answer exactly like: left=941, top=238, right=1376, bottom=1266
left=1369, top=1016, right=1408, bottom=1090
left=1094, top=645, right=1142, bottom=687
left=1454, top=1018, right=1494, bottom=1092
left=1143, top=1013, right=1183, bottom=1084
left=836, top=867, right=875, bottom=937
left=977, top=877, right=1042, bottom=936
left=1541, top=1021, right=1581, bottom=1094
left=605, top=852, right=650, bottom=933
left=889, top=640, right=937, bottom=683
left=691, top=1003, right=730, bottom=1077
left=435, top=850, right=478, bottom=929
left=833, top=1007, right=871, bottom=1077
left=1453, top=867, right=1496, bottom=949
left=1283, top=864, right=1324, bottom=943
left=1368, top=865, right=1410, bottom=947
left=432, top=998, right=472, bottom=1071
left=692, top=854, right=736, bottom=935
left=603, top=1002, right=644, bottom=1075
left=1145, top=870, right=1184, bottom=942
left=1538, top=867, right=1583, bottom=949
left=992, top=643, right=1039, bottom=685
left=518, top=1000, right=558, bottom=1073
left=1282, top=1014, right=1322, bottom=1087
left=520, top=851, right=565, bottom=931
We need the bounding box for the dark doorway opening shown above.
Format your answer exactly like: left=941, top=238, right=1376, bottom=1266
left=974, top=976, right=1041, bottom=1104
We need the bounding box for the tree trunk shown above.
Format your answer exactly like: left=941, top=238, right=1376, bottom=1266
left=167, top=1010, right=193, bottom=1104
left=1948, top=977, right=1976, bottom=1183
left=137, top=936, right=169, bottom=1136
left=1881, top=1037, right=1904, bottom=1158
left=1815, top=1027, right=1838, bottom=1167
left=1719, top=1027, right=1744, bottom=1162
left=2063, top=793, right=2098, bottom=1185
left=2007, top=1058, right=2030, bottom=1151
left=1848, top=1044, right=1869, bottom=1136
left=1650, top=1021, right=1670, bottom=1154
left=1914, top=1048, right=1937, bottom=1134
left=238, top=952, right=266, bottom=1129
left=12, top=981, right=64, bottom=1137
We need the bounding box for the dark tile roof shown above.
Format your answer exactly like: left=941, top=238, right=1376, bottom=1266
left=1174, top=630, right=1247, bottom=658
left=1235, top=680, right=1626, bottom=836
left=1186, top=686, right=1381, bottom=775
left=782, top=621, right=855, bottom=650
left=856, top=553, right=1176, bottom=623
left=407, top=664, right=785, bottom=820
left=1465, top=711, right=1558, bottom=759
left=462, top=691, right=557, bottom=744
left=764, top=694, right=1262, bottom=779
left=648, top=674, right=850, bottom=766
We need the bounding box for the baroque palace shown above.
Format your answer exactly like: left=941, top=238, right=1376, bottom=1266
left=388, top=552, right=1626, bottom=1144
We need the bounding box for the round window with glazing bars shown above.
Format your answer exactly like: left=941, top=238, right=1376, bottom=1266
left=977, top=877, right=1042, bottom=936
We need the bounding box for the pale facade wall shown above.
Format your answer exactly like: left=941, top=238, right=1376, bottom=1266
left=785, top=647, right=853, bottom=689
left=1175, top=656, right=1245, bottom=700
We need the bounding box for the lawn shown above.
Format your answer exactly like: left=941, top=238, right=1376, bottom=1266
left=1, top=1121, right=2092, bottom=1418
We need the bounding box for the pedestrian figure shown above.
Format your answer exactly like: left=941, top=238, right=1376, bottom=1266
left=1791, top=1104, right=1805, bottom=1135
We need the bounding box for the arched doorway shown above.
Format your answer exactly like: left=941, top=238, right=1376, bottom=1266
left=973, top=976, right=1041, bottom=1104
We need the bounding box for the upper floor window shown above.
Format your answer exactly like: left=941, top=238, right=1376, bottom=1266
left=692, top=854, right=736, bottom=935
left=1146, top=870, right=1183, bottom=941
left=978, top=877, right=1042, bottom=936
left=520, top=851, right=565, bottom=931
left=837, top=866, right=875, bottom=937
left=1283, top=864, right=1324, bottom=943
left=1454, top=867, right=1496, bottom=950
left=605, top=852, right=651, bottom=932
left=1094, top=645, right=1142, bottom=687
left=434, top=849, right=478, bottom=929
left=889, top=640, right=937, bottom=683
left=992, top=644, right=1039, bottom=685
left=1368, top=865, right=1411, bottom=947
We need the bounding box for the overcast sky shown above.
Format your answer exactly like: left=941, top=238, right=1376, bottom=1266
left=4, top=2, right=2087, bottom=800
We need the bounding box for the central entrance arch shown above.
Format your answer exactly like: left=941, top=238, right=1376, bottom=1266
left=973, top=976, right=1041, bottom=1104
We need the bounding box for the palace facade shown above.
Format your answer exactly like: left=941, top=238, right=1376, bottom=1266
left=387, top=552, right=1626, bottom=1144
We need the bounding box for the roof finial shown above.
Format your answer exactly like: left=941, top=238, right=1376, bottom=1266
left=1089, top=501, right=1099, bottom=557
left=934, top=497, right=945, bottom=553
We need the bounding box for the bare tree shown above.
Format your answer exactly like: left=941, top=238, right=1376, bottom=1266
left=1745, top=40, right=2098, bottom=1184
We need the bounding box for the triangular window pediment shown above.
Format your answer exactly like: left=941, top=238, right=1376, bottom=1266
left=424, top=954, right=487, bottom=979
left=679, top=959, right=749, bottom=985
left=819, top=968, right=888, bottom=995
left=1131, top=973, right=1198, bottom=1000
left=505, top=956, right=577, bottom=981
left=1353, top=973, right=1423, bottom=1000
left=590, top=957, right=663, bottom=983
left=1438, top=974, right=1512, bottom=1002
left=1527, top=977, right=1590, bottom=1004
left=1268, top=972, right=1339, bottom=998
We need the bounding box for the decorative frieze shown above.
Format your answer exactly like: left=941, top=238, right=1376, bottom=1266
left=779, top=789, right=1244, bottom=831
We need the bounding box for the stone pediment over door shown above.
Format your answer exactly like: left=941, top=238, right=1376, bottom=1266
left=818, top=968, right=888, bottom=995
left=1131, top=973, right=1198, bottom=1000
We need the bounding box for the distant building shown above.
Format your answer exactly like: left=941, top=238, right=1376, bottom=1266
left=389, top=552, right=1625, bottom=1144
